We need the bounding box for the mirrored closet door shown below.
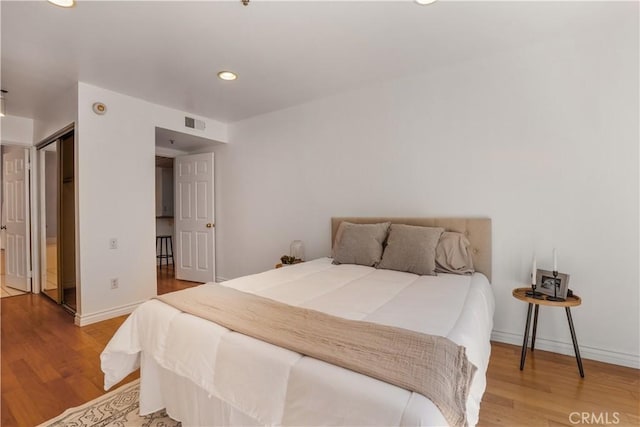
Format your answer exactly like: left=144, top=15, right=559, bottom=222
left=40, top=140, right=59, bottom=302
left=38, top=129, right=76, bottom=312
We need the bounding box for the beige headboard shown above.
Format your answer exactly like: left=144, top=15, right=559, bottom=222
left=331, top=217, right=492, bottom=282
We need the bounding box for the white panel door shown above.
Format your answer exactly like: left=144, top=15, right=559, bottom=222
left=175, top=152, right=215, bottom=283
left=3, top=148, right=31, bottom=291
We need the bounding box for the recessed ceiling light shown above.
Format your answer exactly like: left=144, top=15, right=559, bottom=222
left=217, top=71, right=238, bottom=81
left=48, top=0, right=75, bottom=7
left=415, top=0, right=437, bottom=5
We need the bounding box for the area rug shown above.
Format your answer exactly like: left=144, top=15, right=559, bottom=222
left=37, top=379, right=181, bottom=427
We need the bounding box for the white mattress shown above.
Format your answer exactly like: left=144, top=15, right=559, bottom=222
left=101, top=258, right=495, bottom=426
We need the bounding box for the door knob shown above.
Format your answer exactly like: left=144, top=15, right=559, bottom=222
left=0, top=225, right=6, bottom=230
left=206, top=223, right=214, bottom=228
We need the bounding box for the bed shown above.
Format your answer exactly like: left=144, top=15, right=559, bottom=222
left=101, top=217, right=494, bottom=427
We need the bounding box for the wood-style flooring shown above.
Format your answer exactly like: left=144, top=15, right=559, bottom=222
left=0, top=267, right=197, bottom=427
left=1, top=270, right=638, bottom=426
left=480, top=342, right=639, bottom=426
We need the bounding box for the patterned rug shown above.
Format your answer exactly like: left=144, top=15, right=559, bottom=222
left=38, top=379, right=181, bottom=427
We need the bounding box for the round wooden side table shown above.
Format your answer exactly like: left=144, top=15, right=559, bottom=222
left=512, top=287, right=584, bottom=377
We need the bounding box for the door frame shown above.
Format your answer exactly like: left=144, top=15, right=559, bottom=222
left=154, top=145, right=217, bottom=284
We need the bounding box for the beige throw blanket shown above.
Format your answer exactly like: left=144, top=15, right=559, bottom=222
left=156, top=284, right=477, bottom=427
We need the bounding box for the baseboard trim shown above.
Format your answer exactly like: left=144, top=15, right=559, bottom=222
left=491, top=330, right=640, bottom=369
left=75, top=300, right=145, bottom=327
left=75, top=278, right=229, bottom=326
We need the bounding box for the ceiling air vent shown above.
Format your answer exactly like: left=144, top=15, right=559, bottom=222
left=185, top=116, right=206, bottom=131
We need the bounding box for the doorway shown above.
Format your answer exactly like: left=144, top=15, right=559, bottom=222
left=155, top=155, right=175, bottom=280
left=37, top=129, right=76, bottom=311
left=0, top=144, right=29, bottom=298
left=154, top=127, right=217, bottom=285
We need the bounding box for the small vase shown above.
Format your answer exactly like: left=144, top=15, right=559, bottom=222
left=290, top=240, right=305, bottom=261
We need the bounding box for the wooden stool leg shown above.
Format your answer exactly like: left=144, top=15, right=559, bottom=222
left=566, top=307, right=585, bottom=378
left=169, top=236, right=174, bottom=268
left=520, top=303, right=533, bottom=370
left=163, top=237, right=168, bottom=268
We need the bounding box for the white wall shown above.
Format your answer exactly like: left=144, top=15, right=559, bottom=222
left=75, top=82, right=227, bottom=325
left=33, top=84, right=78, bottom=143
left=0, top=115, right=34, bottom=145
left=214, top=26, right=638, bottom=366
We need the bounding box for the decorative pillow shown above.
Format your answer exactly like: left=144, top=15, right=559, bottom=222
left=377, top=224, right=444, bottom=275
left=332, top=222, right=391, bottom=267
left=435, top=231, right=475, bottom=275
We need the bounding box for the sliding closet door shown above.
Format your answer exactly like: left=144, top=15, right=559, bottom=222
left=39, top=141, right=60, bottom=303
left=38, top=130, right=76, bottom=310
left=59, top=132, right=76, bottom=311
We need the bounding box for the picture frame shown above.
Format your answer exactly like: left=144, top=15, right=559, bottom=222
left=536, top=269, right=570, bottom=299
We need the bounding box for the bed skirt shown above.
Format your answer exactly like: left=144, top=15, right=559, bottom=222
left=140, top=354, right=453, bottom=427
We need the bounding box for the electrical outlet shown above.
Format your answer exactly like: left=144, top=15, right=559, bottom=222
left=109, top=238, right=118, bottom=249
left=110, top=278, right=119, bottom=289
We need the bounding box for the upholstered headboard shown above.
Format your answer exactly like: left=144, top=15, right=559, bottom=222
left=331, top=217, right=492, bottom=282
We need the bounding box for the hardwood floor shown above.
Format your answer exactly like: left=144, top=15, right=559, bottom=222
left=480, top=342, right=639, bottom=426
left=1, top=272, right=638, bottom=426
left=0, top=268, right=198, bottom=427
left=1, top=293, right=135, bottom=426
left=156, top=264, right=200, bottom=294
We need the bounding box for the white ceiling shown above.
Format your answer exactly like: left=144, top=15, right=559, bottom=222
left=1, top=1, right=633, bottom=124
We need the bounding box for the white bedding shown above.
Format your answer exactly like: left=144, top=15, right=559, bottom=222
left=101, top=258, right=495, bottom=426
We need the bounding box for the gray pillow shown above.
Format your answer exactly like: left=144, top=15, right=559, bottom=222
left=377, top=224, right=444, bottom=275
left=435, top=231, right=475, bottom=275
left=332, top=222, right=391, bottom=267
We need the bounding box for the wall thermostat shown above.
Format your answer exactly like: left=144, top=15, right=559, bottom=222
left=92, top=102, right=107, bottom=115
